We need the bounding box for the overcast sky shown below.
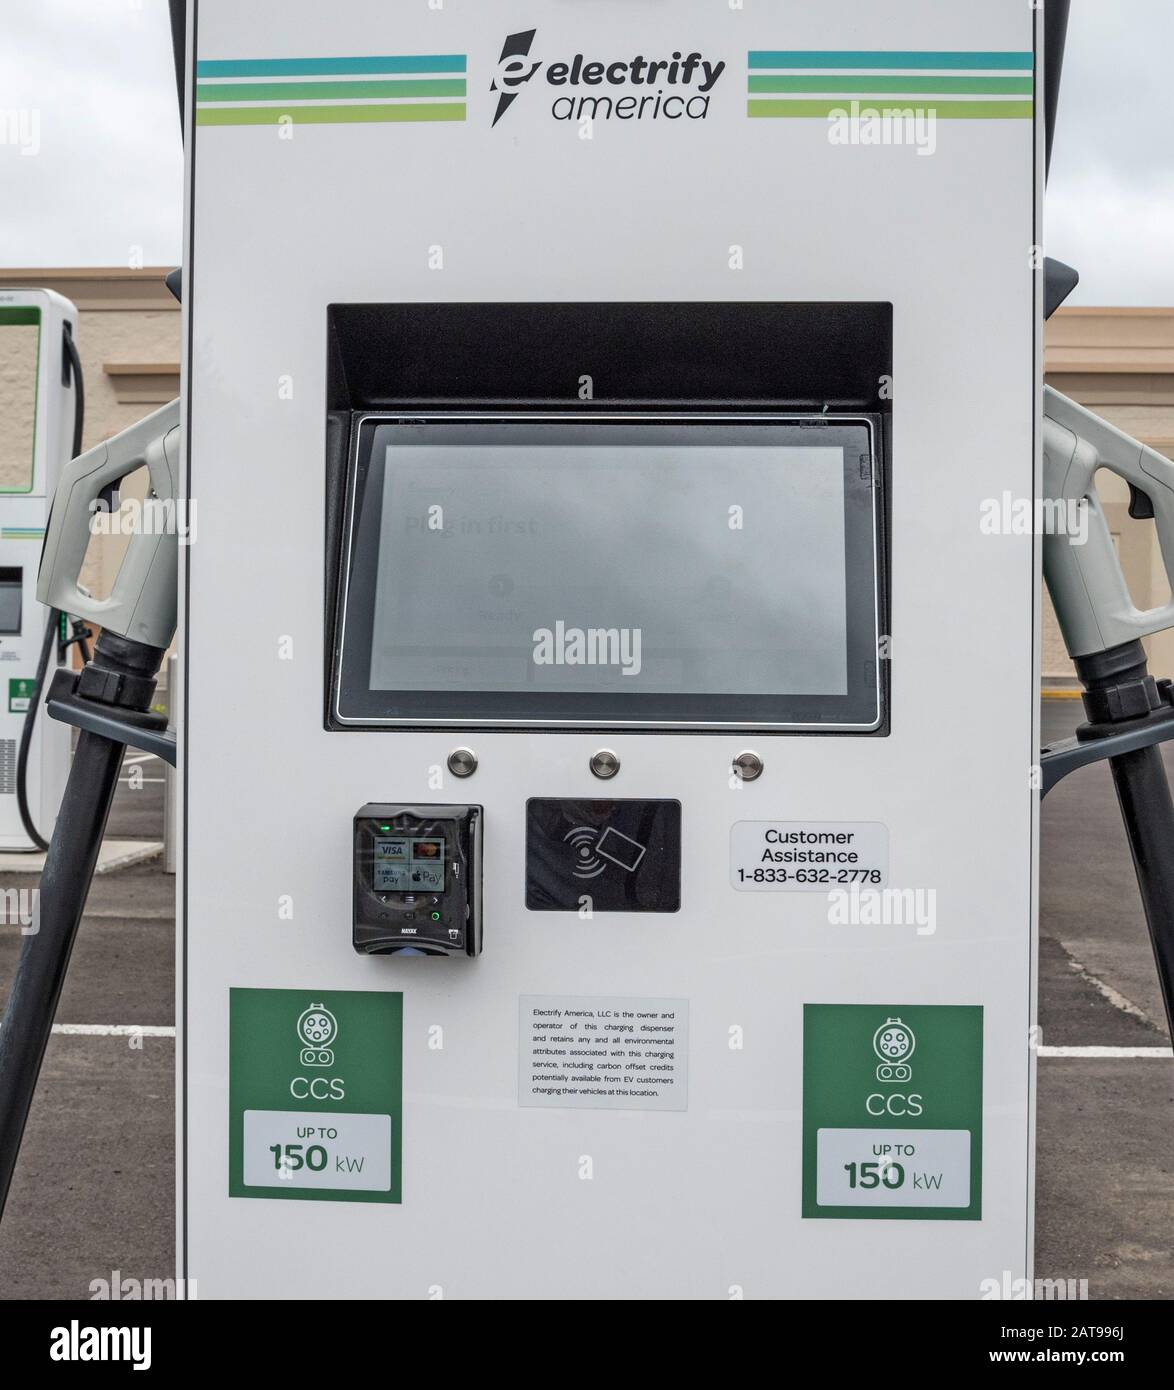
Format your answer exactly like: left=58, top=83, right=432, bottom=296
left=0, top=1, right=1170, bottom=304
left=0, top=1, right=182, bottom=271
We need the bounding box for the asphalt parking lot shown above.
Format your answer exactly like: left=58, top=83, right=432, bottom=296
left=0, top=704, right=1171, bottom=1299
left=1036, top=699, right=1173, bottom=1299
left=0, top=749, right=173, bottom=1300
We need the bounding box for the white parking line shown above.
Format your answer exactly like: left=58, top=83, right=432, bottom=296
left=1066, top=957, right=1153, bottom=1025
left=1038, top=1045, right=1172, bottom=1058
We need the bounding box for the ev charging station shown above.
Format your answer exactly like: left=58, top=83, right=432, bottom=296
left=0, top=289, right=75, bottom=851
left=172, top=0, right=1042, bottom=1298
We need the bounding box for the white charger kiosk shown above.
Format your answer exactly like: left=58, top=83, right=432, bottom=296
left=181, top=0, right=1040, bottom=1297
left=0, top=289, right=76, bottom=850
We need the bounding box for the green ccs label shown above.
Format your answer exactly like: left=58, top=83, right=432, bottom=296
left=229, top=988, right=402, bottom=1204
left=8, top=679, right=35, bottom=714
left=802, top=1004, right=983, bottom=1221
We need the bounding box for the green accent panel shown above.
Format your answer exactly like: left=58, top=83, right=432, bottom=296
left=8, top=679, right=36, bottom=714
left=196, top=102, right=466, bottom=126
left=748, top=75, right=1033, bottom=95
left=749, top=98, right=1033, bottom=119
left=229, top=987, right=403, bottom=1204
left=197, top=78, right=467, bottom=101
left=802, top=1004, right=984, bottom=1221
left=0, top=307, right=42, bottom=326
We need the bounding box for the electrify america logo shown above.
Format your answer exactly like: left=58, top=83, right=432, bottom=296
left=490, top=29, right=726, bottom=127
left=491, top=29, right=542, bottom=126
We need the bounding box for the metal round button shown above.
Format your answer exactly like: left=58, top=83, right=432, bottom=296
left=589, top=749, right=621, bottom=780
left=732, top=751, right=764, bottom=782
left=447, top=747, right=478, bottom=778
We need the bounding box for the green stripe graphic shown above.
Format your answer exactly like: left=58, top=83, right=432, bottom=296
left=745, top=50, right=1034, bottom=119
left=748, top=50, right=1033, bottom=70
left=749, top=98, right=1033, bottom=119
left=196, top=55, right=466, bottom=77
left=748, top=98, right=1033, bottom=119
left=748, top=74, right=1032, bottom=95
left=196, top=78, right=466, bottom=102
left=194, top=55, right=468, bottom=125
left=195, top=102, right=467, bottom=127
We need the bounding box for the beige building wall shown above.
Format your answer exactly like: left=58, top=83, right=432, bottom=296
left=0, top=269, right=179, bottom=604
left=1045, top=308, right=1174, bottom=684
left=0, top=321, right=40, bottom=491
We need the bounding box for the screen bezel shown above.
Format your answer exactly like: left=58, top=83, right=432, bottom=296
left=333, top=413, right=883, bottom=731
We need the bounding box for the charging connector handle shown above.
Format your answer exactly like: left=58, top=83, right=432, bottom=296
left=37, top=399, right=180, bottom=650
left=1044, top=386, right=1174, bottom=658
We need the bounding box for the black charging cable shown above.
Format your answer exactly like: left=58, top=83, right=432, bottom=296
left=13, top=327, right=93, bottom=853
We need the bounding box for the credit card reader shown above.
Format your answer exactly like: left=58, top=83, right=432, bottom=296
left=353, top=804, right=482, bottom=956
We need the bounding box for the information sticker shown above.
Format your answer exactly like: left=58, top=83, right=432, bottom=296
left=519, top=994, right=688, bottom=1111
left=730, top=821, right=889, bottom=892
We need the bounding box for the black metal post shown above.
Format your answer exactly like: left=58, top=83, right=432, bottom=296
left=1075, top=640, right=1174, bottom=1037
left=168, top=1, right=186, bottom=130
left=0, top=633, right=167, bottom=1218
left=1043, top=0, right=1071, bottom=179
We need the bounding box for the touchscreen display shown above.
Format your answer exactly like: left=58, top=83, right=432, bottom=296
left=370, top=443, right=847, bottom=695
left=335, top=417, right=882, bottom=730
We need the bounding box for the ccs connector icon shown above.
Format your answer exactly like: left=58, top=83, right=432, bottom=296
left=297, top=1003, right=338, bottom=1068
left=873, top=1017, right=915, bottom=1084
